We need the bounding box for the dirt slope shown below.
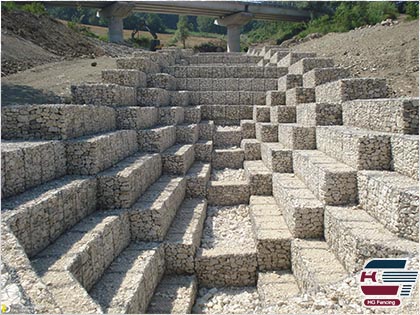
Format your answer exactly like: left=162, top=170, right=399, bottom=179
left=1, top=10, right=107, bottom=76
left=2, top=12, right=418, bottom=104
left=2, top=10, right=104, bottom=57
left=2, top=56, right=117, bottom=105
left=1, top=32, right=62, bottom=74
left=288, top=19, right=419, bottom=97
left=1, top=9, right=224, bottom=76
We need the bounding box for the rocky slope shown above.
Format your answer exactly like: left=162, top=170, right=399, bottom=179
left=288, top=18, right=419, bottom=97
left=1, top=12, right=418, bottom=103
left=1, top=10, right=139, bottom=76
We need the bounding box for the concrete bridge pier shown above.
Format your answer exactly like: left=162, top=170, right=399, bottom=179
left=100, top=2, right=134, bottom=43
left=226, top=25, right=242, bottom=52
left=215, top=12, right=253, bottom=52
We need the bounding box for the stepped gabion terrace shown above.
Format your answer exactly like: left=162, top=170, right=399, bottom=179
left=1, top=46, right=419, bottom=314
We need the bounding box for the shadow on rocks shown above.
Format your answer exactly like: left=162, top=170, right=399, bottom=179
left=1, top=84, right=65, bottom=105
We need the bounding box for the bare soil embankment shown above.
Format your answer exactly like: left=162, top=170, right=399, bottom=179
left=1, top=10, right=107, bottom=76
left=2, top=11, right=418, bottom=105
left=288, top=18, right=419, bottom=97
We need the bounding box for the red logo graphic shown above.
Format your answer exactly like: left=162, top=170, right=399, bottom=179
left=359, top=259, right=418, bottom=307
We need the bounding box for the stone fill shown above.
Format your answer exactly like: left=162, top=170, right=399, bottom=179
left=196, top=204, right=258, bottom=286
left=1, top=46, right=418, bottom=314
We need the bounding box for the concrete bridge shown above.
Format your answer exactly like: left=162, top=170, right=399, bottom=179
left=46, top=1, right=312, bottom=52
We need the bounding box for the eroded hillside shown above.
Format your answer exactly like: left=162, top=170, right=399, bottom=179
left=288, top=19, right=419, bottom=97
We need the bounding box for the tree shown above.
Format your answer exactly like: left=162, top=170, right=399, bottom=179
left=366, top=2, right=398, bottom=24
left=197, top=15, right=225, bottom=34
left=146, top=13, right=165, bottom=33
left=124, top=13, right=165, bottom=32
left=197, top=16, right=214, bottom=33
left=405, top=2, right=418, bottom=20
left=124, top=12, right=144, bottom=30
left=174, top=15, right=190, bottom=48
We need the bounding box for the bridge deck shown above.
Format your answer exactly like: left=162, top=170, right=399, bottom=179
left=45, top=1, right=311, bottom=22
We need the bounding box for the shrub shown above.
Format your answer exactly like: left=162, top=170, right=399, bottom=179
left=277, top=23, right=306, bottom=43
left=333, top=2, right=368, bottom=31
left=2, top=1, right=47, bottom=15
left=246, top=21, right=283, bottom=43
left=67, top=20, right=78, bottom=31
left=130, top=35, right=151, bottom=49
left=246, top=20, right=305, bottom=44
left=174, top=15, right=190, bottom=48
left=193, top=41, right=226, bottom=53
left=146, top=13, right=166, bottom=33
left=405, top=2, right=419, bottom=20
left=98, top=35, right=108, bottom=42
left=309, top=2, right=398, bottom=36
left=1, top=1, right=17, bottom=12
left=67, top=21, right=98, bottom=38
left=244, top=2, right=401, bottom=46
left=366, top=1, right=398, bottom=23
left=168, top=36, right=178, bottom=46
left=21, top=2, right=47, bottom=15
left=196, top=15, right=225, bottom=34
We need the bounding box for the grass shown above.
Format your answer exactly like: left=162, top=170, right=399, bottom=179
left=57, top=20, right=223, bottom=48
left=166, top=28, right=224, bottom=39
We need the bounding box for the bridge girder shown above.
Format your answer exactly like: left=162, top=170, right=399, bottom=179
left=44, top=1, right=312, bottom=48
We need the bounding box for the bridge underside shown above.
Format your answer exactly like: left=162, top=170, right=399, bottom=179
left=45, top=1, right=311, bottom=50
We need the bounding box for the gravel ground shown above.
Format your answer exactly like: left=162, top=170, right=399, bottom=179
left=193, top=286, right=260, bottom=314
left=211, top=168, right=246, bottom=181
left=2, top=11, right=417, bottom=105
left=216, top=125, right=242, bottom=131
left=193, top=255, right=418, bottom=315
left=218, top=145, right=241, bottom=149
left=200, top=205, right=255, bottom=251
left=88, top=37, right=140, bottom=57
left=2, top=56, right=117, bottom=105
left=1, top=10, right=104, bottom=76
left=290, top=19, right=419, bottom=97
left=259, top=255, right=419, bottom=314
left=192, top=251, right=418, bottom=314
left=1, top=263, right=34, bottom=314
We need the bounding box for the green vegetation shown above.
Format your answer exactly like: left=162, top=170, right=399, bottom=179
left=47, top=6, right=204, bottom=36
left=196, top=16, right=225, bottom=34
left=3, top=1, right=416, bottom=47
left=65, top=5, right=99, bottom=38
left=48, top=6, right=107, bottom=27
left=2, top=1, right=47, bottom=15
left=98, top=35, right=108, bottom=42
left=193, top=41, right=227, bottom=53
left=166, top=28, right=223, bottom=39
left=366, top=1, right=398, bottom=22
left=245, top=1, right=402, bottom=44
left=174, top=16, right=191, bottom=48
left=67, top=21, right=99, bottom=38
left=124, top=13, right=166, bottom=33
left=145, top=13, right=166, bottom=33
left=1, top=1, right=17, bottom=12
left=123, top=13, right=180, bottom=31
left=21, top=2, right=47, bottom=15
left=405, top=2, right=419, bottom=20
left=245, top=20, right=305, bottom=43
left=130, top=35, right=152, bottom=49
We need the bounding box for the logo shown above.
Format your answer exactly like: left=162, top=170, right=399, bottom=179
left=359, top=259, right=418, bottom=307
left=1, top=304, right=10, bottom=314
